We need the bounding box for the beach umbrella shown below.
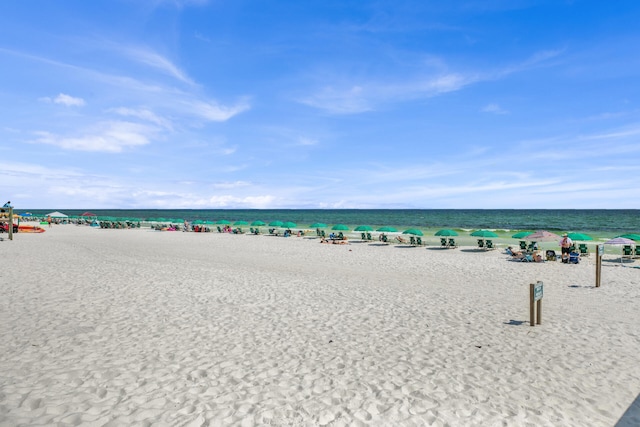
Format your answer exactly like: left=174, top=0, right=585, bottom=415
left=234, top=220, right=249, bottom=226
left=354, top=225, right=374, bottom=232
left=217, top=219, right=231, bottom=225
left=269, top=220, right=284, bottom=227
left=309, top=222, right=327, bottom=228
left=435, top=229, right=458, bottom=236
left=402, top=228, right=424, bottom=236
left=332, top=224, right=350, bottom=231
left=524, top=230, right=561, bottom=241
left=617, top=233, right=640, bottom=241
left=471, top=229, right=498, bottom=238
left=282, top=221, right=297, bottom=229
left=251, top=220, right=266, bottom=226
left=567, top=232, right=593, bottom=241
left=81, top=212, right=97, bottom=217
left=377, top=226, right=398, bottom=233
left=511, top=231, right=533, bottom=239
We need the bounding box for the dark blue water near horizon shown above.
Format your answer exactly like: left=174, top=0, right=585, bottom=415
left=23, top=209, right=640, bottom=233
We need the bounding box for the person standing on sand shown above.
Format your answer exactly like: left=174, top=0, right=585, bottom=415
left=47, top=215, right=52, bottom=228
left=559, top=233, right=572, bottom=263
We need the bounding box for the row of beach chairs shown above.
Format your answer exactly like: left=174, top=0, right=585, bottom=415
left=440, top=238, right=458, bottom=249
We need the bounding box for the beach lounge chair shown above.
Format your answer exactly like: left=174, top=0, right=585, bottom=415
left=519, top=241, right=527, bottom=250
left=477, top=239, right=485, bottom=249
left=361, top=232, right=367, bottom=241
left=578, top=244, right=589, bottom=256
left=416, top=237, right=423, bottom=246
left=623, top=245, right=633, bottom=260
left=448, top=238, right=457, bottom=248
left=634, top=246, right=640, bottom=258
left=486, top=240, right=495, bottom=250
left=440, top=238, right=448, bottom=248
left=381, top=234, right=389, bottom=243
left=527, top=241, right=537, bottom=251
left=366, top=232, right=373, bottom=241
left=217, top=226, right=223, bottom=233
left=521, top=254, right=534, bottom=262
left=409, top=236, right=416, bottom=245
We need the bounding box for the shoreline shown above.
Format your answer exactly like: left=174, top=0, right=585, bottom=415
left=1, top=225, right=639, bottom=425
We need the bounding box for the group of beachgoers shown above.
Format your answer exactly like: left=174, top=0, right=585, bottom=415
left=506, top=233, right=577, bottom=263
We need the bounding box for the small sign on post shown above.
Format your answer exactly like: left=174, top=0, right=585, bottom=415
left=530, top=281, right=543, bottom=326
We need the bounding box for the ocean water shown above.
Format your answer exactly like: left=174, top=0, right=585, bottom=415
left=23, top=209, right=639, bottom=235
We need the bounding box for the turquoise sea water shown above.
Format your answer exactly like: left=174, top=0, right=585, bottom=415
left=24, top=209, right=639, bottom=236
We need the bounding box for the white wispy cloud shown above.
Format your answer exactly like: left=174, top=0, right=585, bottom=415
left=109, top=107, right=173, bottom=129
left=299, top=49, right=562, bottom=115
left=32, top=121, right=155, bottom=152
left=39, top=93, right=86, bottom=107
left=186, top=99, right=251, bottom=122
left=481, top=103, right=508, bottom=114
left=122, top=46, right=196, bottom=86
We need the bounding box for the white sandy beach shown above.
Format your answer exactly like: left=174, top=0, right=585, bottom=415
left=1, top=225, right=639, bottom=426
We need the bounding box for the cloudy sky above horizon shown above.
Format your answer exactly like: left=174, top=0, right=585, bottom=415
left=2, top=0, right=640, bottom=209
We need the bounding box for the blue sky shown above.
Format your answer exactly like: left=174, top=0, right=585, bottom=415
left=2, top=0, right=640, bottom=209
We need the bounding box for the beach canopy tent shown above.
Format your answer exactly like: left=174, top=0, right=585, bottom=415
left=605, top=237, right=636, bottom=264
left=46, top=211, right=68, bottom=218
left=435, top=229, right=458, bottom=236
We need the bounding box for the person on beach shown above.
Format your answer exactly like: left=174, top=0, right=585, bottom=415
left=506, top=246, right=524, bottom=259
left=47, top=215, right=52, bottom=228
left=559, top=233, right=573, bottom=263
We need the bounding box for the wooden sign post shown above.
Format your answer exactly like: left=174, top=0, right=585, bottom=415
left=530, top=281, right=543, bottom=326
left=595, top=244, right=604, bottom=287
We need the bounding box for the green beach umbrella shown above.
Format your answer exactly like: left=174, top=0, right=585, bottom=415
left=282, top=221, right=297, bottom=228
left=234, top=220, right=249, bottom=226
left=332, top=224, right=350, bottom=231
left=251, top=220, right=266, bottom=226
left=309, top=222, right=327, bottom=228
left=402, top=228, right=424, bottom=236
left=435, top=229, right=458, bottom=236
left=269, top=220, right=284, bottom=227
left=471, top=229, right=499, bottom=238
left=616, top=233, right=640, bottom=241
left=193, top=219, right=205, bottom=224
left=567, top=232, right=593, bottom=241
left=377, top=226, right=398, bottom=233
left=511, top=231, right=533, bottom=239
left=354, top=225, right=374, bottom=232
left=216, top=219, right=231, bottom=225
